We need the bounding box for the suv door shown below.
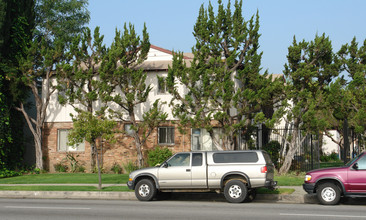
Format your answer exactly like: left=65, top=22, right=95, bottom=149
left=158, top=153, right=192, bottom=188
left=347, top=153, right=366, bottom=192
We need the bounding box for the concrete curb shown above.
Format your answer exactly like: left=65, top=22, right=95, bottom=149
left=0, top=187, right=319, bottom=204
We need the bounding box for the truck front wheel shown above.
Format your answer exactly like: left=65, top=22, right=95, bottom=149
left=224, top=179, right=248, bottom=203
left=317, top=182, right=341, bottom=205
left=135, top=179, right=156, bottom=201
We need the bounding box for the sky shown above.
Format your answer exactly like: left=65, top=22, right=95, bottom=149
left=88, top=0, right=366, bottom=75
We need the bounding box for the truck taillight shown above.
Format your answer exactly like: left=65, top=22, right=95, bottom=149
left=261, top=166, right=267, bottom=173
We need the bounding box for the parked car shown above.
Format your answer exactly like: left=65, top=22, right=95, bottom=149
left=127, top=150, right=277, bottom=203
left=303, top=152, right=366, bottom=205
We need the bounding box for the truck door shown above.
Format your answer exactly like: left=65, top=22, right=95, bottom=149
left=348, top=155, right=366, bottom=192
left=191, top=153, right=207, bottom=188
left=158, top=153, right=192, bottom=188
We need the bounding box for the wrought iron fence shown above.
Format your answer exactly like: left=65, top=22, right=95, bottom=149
left=244, top=127, right=365, bottom=172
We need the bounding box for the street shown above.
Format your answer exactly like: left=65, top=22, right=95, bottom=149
left=0, top=198, right=365, bottom=220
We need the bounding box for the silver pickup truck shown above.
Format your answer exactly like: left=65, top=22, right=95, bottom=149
left=127, top=150, right=277, bottom=203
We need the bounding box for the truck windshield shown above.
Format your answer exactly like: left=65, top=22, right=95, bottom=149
left=344, top=153, right=364, bottom=167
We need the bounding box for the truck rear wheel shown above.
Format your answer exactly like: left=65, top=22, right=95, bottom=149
left=135, top=179, right=156, bottom=201
left=224, top=179, right=248, bottom=203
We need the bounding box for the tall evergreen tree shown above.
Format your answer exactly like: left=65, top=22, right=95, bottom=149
left=100, top=23, right=167, bottom=168
left=167, top=0, right=283, bottom=150
left=279, top=34, right=339, bottom=174
left=57, top=27, right=116, bottom=178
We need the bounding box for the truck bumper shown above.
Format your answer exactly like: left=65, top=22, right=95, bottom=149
left=265, top=180, right=277, bottom=189
left=303, top=183, right=315, bottom=194
left=127, top=180, right=135, bottom=190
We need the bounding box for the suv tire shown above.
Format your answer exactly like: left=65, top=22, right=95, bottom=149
left=224, top=179, right=248, bottom=203
left=317, top=182, right=341, bottom=205
left=135, top=179, right=156, bottom=201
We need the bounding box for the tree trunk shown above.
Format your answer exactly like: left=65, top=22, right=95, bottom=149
left=133, top=132, right=144, bottom=168
left=93, top=142, right=102, bottom=190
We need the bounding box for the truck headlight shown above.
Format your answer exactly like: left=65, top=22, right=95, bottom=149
left=304, top=175, right=312, bottom=182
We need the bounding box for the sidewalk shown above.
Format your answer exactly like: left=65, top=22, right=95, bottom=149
left=0, top=184, right=318, bottom=204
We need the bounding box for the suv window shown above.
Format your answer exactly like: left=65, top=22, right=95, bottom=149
left=356, top=155, right=366, bottom=170
left=213, top=152, right=258, bottom=163
left=262, top=152, right=273, bottom=164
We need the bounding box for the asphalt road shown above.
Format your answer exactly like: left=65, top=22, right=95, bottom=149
left=1, top=198, right=366, bottom=220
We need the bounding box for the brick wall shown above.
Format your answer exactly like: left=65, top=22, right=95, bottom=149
left=42, top=121, right=192, bottom=173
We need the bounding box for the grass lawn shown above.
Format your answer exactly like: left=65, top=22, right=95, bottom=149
left=274, top=175, right=304, bottom=186
left=0, top=173, right=304, bottom=193
left=0, top=173, right=128, bottom=184
left=0, top=185, right=131, bottom=191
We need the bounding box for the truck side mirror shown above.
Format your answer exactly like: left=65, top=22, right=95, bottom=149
left=161, top=162, right=168, bottom=168
left=352, top=163, right=359, bottom=170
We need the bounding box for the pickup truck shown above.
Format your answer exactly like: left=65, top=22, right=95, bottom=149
left=127, top=150, right=277, bottom=203
left=303, top=152, right=366, bottom=205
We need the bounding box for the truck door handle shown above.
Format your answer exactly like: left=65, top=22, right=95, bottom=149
left=186, top=169, right=191, bottom=172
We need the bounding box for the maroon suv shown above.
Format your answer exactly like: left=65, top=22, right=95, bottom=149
left=303, top=152, right=366, bottom=205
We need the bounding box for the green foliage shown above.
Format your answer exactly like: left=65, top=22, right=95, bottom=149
left=0, top=168, right=22, bottom=178
left=65, top=153, right=80, bottom=173
left=320, top=152, right=340, bottom=162
left=110, top=163, right=122, bottom=174
left=262, top=141, right=281, bottom=166
left=68, top=111, right=116, bottom=146
left=122, top=161, right=139, bottom=174
left=146, top=146, right=173, bottom=167
left=54, top=163, right=68, bottom=173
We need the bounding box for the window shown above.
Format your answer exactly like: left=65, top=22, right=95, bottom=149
left=157, top=76, right=166, bottom=93
left=167, top=153, right=190, bottom=166
left=158, top=127, right=174, bottom=145
left=124, top=124, right=135, bottom=136
left=213, top=152, right=258, bottom=163
left=356, top=155, right=366, bottom=170
left=191, top=128, right=222, bottom=151
left=58, top=129, right=85, bottom=152
left=192, top=153, right=203, bottom=166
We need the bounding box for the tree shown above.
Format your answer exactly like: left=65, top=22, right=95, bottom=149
left=279, top=34, right=339, bottom=174
left=13, top=0, right=89, bottom=169
left=167, top=0, right=283, bottom=150
left=100, top=23, right=167, bottom=168
left=337, top=38, right=366, bottom=137
left=0, top=0, right=34, bottom=170
left=322, top=38, right=366, bottom=156
left=58, top=26, right=115, bottom=175
left=67, top=111, right=115, bottom=189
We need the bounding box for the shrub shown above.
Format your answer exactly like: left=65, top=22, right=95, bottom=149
left=320, top=152, right=340, bottom=162
left=0, top=169, right=22, bottom=178
left=111, top=163, right=122, bottom=174
left=146, top=146, right=173, bottom=167
left=54, top=162, right=68, bottom=172
left=66, top=153, right=80, bottom=173
left=262, top=141, right=281, bottom=167
left=122, top=161, right=139, bottom=174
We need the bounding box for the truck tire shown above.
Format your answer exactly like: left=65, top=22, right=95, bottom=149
left=224, top=179, right=248, bottom=203
left=135, top=179, right=156, bottom=201
left=317, top=182, right=341, bottom=205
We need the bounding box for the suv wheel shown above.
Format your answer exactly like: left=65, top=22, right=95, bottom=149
left=135, top=179, right=156, bottom=201
left=224, top=179, right=248, bottom=203
left=317, top=182, right=341, bottom=205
